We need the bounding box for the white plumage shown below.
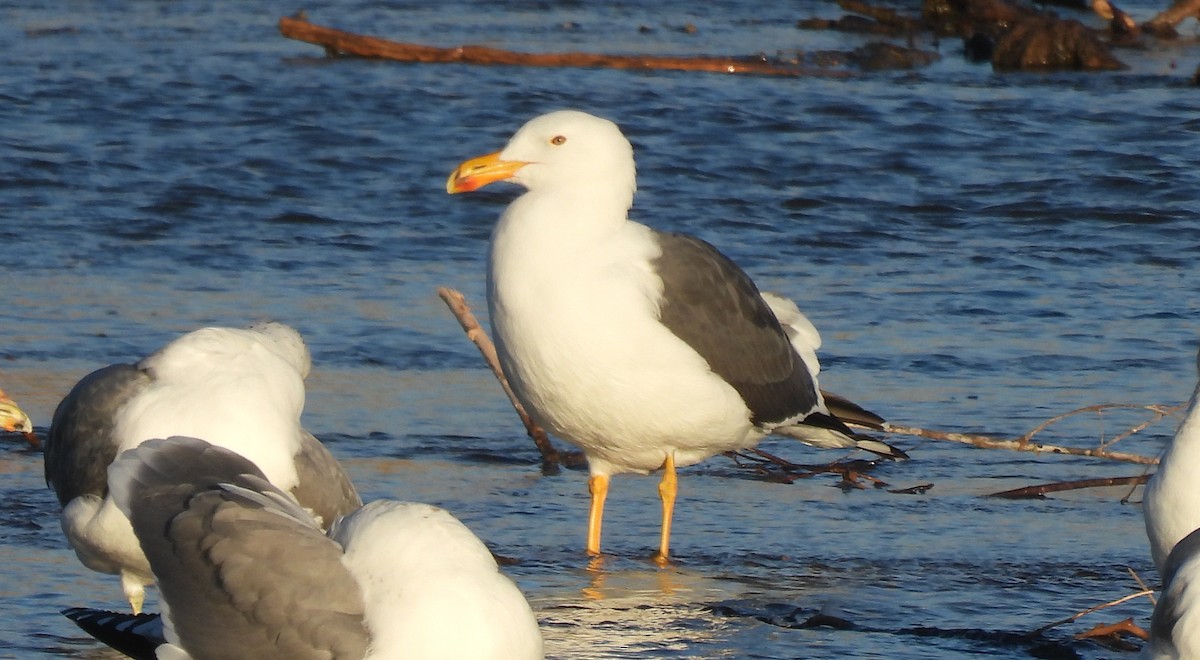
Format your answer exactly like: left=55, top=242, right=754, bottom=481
left=98, top=436, right=543, bottom=660
left=44, top=322, right=360, bottom=613
left=332, top=500, right=545, bottom=659
left=1151, top=527, right=1200, bottom=659
left=448, top=110, right=895, bottom=560
left=1144, top=343, right=1200, bottom=573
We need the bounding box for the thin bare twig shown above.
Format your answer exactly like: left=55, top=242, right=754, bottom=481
left=1028, top=589, right=1154, bottom=637
left=988, top=475, right=1149, bottom=499
left=1097, top=404, right=1181, bottom=451
left=884, top=417, right=1161, bottom=465
left=1128, top=567, right=1156, bottom=607
left=1145, top=0, right=1200, bottom=34
left=1017, top=403, right=1180, bottom=446
left=1074, top=617, right=1148, bottom=643
left=437, top=287, right=584, bottom=472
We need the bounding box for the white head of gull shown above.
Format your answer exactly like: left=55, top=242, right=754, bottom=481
left=43, top=322, right=361, bottom=613
left=1144, top=343, right=1200, bottom=573
left=77, top=436, right=543, bottom=660
left=447, top=110, right=900, bottom=561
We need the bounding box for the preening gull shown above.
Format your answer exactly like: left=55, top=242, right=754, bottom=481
left=67, top=436, right=544, bottom=660
left=0, top=388, right=39, bottom=448
left=1151, top=526, right=1200, bottom=659
left=43, top=322, right=361, bottom=613
left=0, top=388, right=33, bottom=435
left=1144, top=342, right=1200, bottom=572
left=447, top=110, right=902, bottom=560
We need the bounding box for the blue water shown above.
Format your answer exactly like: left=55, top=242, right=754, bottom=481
left=2, top=0, right=1199, bottom=657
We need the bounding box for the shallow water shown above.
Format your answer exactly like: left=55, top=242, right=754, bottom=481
left=2, top=0, right=1199, bottom=657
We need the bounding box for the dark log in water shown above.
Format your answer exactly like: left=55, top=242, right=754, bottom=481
left=987, top=475, right=1150, bottom=499
left=804, top=0, right=1127, bottom=71
left=279, top=15, right=843, bottom=77
left=992, top=17, right=1125, bottom=71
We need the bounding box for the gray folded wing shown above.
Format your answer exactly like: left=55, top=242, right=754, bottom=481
left=293, top=430, right=362, bottom=528
left=651, top=231, right=821, bottom=427
left=109, top=437, right=370, bottom=660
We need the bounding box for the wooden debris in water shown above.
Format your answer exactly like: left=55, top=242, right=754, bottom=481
left=1073, top=617, right=1147, bottom=650
left=1091, top=0, right=1141, bottom=39
left=884, top=400, right=1173, bottom=466
left=278, top=15, right=844, bottom=77
left=889, top=483, right=934, bottom=495
left=1024, top=571, right=1152, bottom=653
left=987, top=475, right=1150, bottom=499
left=1143, top=0, right=1200, bottom=36
left=1029, top=589, right=1154, bottom=638
left=437, top=287, right=584, bottom=473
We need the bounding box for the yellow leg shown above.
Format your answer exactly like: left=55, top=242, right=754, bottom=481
left=587, top=474, right=609, bottom=556
left=655, top=453, right=678, bottom=564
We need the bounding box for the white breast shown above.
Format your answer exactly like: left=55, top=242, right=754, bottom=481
left=488, top=195, right=759, bottom=476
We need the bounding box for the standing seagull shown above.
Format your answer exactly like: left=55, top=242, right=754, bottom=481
left=1145, top=342, right=1200, bottom=572
left=446, top=110, right=901, bottom=561
left=44, top=322, right=361, bottom=613
left=66, top=436, right=544, bottom=660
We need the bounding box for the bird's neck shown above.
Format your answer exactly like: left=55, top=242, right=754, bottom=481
left=499, top=186, right=633, bottom=248
left=1179, top=382, right=1200, bottom=445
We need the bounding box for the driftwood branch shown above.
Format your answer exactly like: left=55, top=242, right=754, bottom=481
left=1145, top=0, right=1200, bottom=34
left=1090, top=0, right=1141, bottom=37
left=1029, top=589, right=1154, bottom=638
left=836, top=0, right=922, bottom=31
left=1074, top=618, right=1148, bottom=647
left=988, top=475, right=1150, bottom=499
left=883, top=401, right=1168, bottom=466
left=278, top=15, right=845, bottom=77
left=1016, top=403, right=1179, bottom=447
left=436, top=287, right=584, bottom=472
left=1128, top=567, right=1156, bottom=607
left=884, top=423, right=1158, bottom=464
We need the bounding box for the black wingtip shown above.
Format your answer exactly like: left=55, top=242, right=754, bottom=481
left=62, top=607, right=164, bottom=660
left=821, top=391, right=886, bottom=431
left=853, top=437, right=910, bottom=461
left=799, top=411, right=861, bottom=439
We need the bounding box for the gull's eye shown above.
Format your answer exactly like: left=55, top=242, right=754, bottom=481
left=550, top=135, right=567, bottom=146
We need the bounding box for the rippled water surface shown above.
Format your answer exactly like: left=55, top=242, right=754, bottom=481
left=2, top=0, right=1199, bottom=658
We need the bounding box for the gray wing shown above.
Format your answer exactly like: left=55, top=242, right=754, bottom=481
left=651, top=231, right=823, bottom=427
left=110, top=437, right=370, bottom=660
left=45, top=363, right=151, bottom=505
left=292, top=430, right=363, bottom=529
